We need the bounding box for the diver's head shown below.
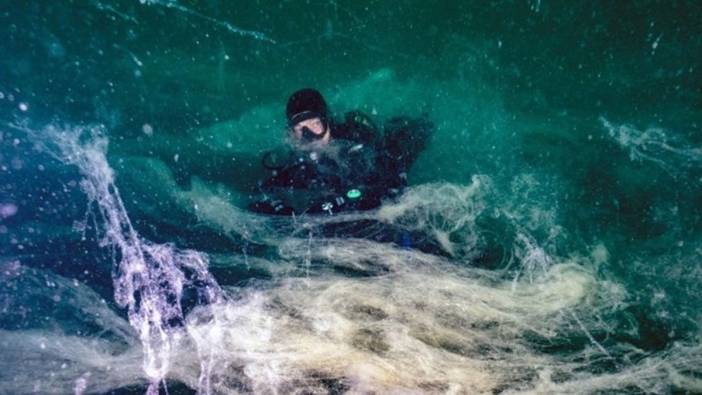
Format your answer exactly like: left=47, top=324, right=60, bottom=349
left=286, top=88, right=330, bottom=144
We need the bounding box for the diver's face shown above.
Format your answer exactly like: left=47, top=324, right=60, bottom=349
left=291, top=117, right=330, bottom=144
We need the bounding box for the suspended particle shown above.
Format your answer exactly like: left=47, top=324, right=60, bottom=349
left=0, top=203, right=18, bottom=219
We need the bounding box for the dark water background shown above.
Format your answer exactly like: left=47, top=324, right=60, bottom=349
left=1, top=1, right=702, bottom=394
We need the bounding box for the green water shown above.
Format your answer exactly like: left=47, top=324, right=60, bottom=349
left=1, top=1, right=702, bottom=394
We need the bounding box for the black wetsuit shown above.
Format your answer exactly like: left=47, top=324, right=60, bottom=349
left=249, top=111, right=433, bottom=216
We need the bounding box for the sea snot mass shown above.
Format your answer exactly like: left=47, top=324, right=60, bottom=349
left=1, top=1, right=701, bottom=394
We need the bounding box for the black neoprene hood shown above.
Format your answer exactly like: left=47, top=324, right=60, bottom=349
left=286, top=88, right=328, bottom=126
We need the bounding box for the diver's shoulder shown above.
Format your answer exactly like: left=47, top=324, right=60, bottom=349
left=331, top=110, right=380, bottom=144
left=343, top=110, right=378, bottom=130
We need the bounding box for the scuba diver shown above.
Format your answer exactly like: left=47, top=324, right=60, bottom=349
left=249, top=88, right=433, bottom=216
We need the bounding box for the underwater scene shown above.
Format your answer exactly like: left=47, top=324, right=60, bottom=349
left=1, top=1, right=702, bottom=394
